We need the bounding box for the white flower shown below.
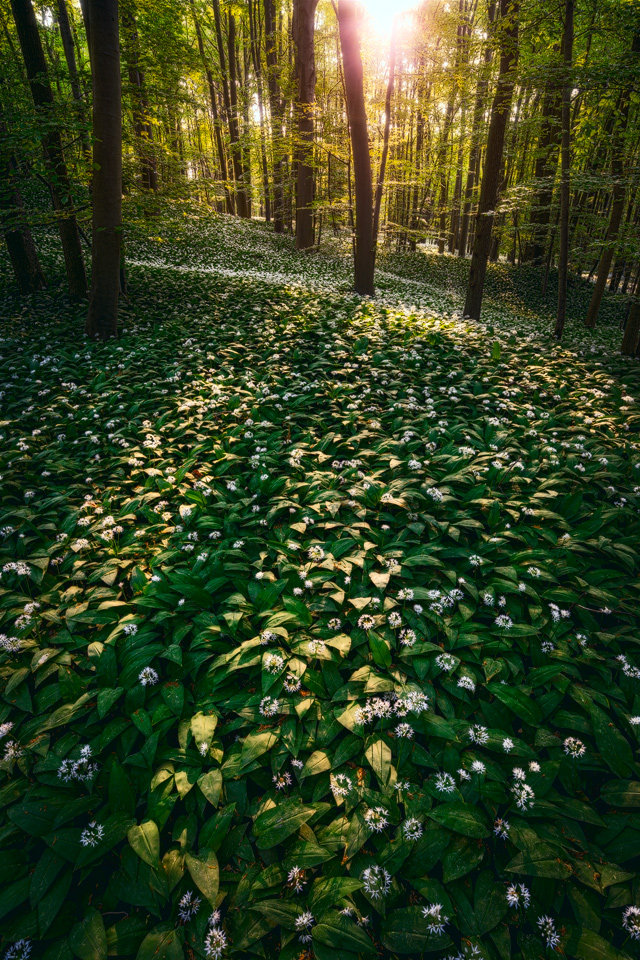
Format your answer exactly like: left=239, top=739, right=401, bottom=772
left=434, top=772, right=456, bottom=793
left=506, top=883, right=531, bottom=908
left=259, top=696, right=279, bottom=717
left=387, top=611, right=402, bottom=628
left=563, top=737, right=585, bottom=758
left=362, top=864, right=391, bottom=899
left=178, top=890, right=201, bottom=922
left=402, top=817, right=423, bottom=841
left=537, top=915, right=561, bottom=950
left=469, top=724, right=489, bottom=744
left=287, top=865, right=306, bottom=893
left=395, top=722, right=414, bottom=739
left=502, top=737, right=514, bottom=752
left=308, top=545, right=324, bottom=561
left=330, top=772, right=353, bottom=797
left=295, top=910, right=315, bottom=943
left=364, top=806, right=389, bottom=832
left=123, top=623, right=138, bottom=636
left=139, top=667, right=159, bottom=686
left=358, top=614, right=376, bottom=630
left=80, top=821, right=104, bottom=847
left=494, top=818, right=510, bottom=839
left=422, top=902, right=448, bottom=934
left=623, top=906, right=640, bottom=941
left=273, top=772, right=292, bottom=790
left=204, top=925, right=227, bottom=958
left=3, top=941, right=32, bottom=960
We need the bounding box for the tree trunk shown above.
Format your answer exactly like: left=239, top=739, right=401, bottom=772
left=293, top=0, right=319, bottom=250
left=121, top=2, right=157, bottom=193
left=337, top=0, right=374, bottom=296
left=621, top=302, right=640, bottom=356
left=264, top=0, right=285, bottom=231
left=11, top=0, right=87, bottom=297
left=458, top=0, right=496, bottom=259
left=464, top=0, right=518, bottom=320
left=248, top=0, right=271, bottom=223
left=191, top=2, right=233, bottom=214
left=523, top=76, right=562, bottom=264
left=584, top=32, right=639, bottom=329
left=554, top=0, right=573, bottom=339
left=57, top=0, right=91, bottom=160
left=372, top=16, right=397, bottom=258
left=85, top=0, right=121, bottom=339
left=0, top=107, right=47, bottom=294
left=227, top=11, right=250, bottom=218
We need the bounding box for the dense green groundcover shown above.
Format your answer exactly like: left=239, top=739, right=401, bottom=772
left=1, top=213, right=640, bottom=960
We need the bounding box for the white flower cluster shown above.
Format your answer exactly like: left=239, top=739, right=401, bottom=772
left=58, top=744, right=98, bottom=783
left=354, top=690, right=429, bottom=725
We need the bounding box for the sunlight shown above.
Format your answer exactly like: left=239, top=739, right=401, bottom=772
left=361, top=0, right=420, bottom=37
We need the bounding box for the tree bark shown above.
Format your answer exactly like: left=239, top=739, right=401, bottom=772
left=248, top=0, right=271, bottom=223
left=523, top=76, right=562, bottom=264
left=227, top=11, right=250, bottom=217
left=584, top=32, right=639, bottom=329
left=0, top=106, right=47, bottom=294
left=554, top=0, right=573, bottom=339
left=463, top=0, right=518, bottom=320
left=57, top=0, right=91, bottom=160
left=373, top=16, right=397, bottom=259
left=264, top=0, right=285, bottom=231
left=293, top=0, right=319, bottom=250
left=191, top=2, right=233, bottom=214
left=11, top=0, right=87, bottom=297
left=621, top=301, right=640, bottom=356
left=121, top=1, right=157, bottom=193
left=85, top=0, right=121, bottom=339
left=337, top=0, right=374, bottom=296
left=458, top=1, right=496, bottom=258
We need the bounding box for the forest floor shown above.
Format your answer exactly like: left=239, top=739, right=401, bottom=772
left=0, top=210, right=640, bottom=960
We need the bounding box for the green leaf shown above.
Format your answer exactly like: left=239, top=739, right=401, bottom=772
left=365, top=738, right=392, bottom=787
left=313, top=915, right=377, bottom=954
left=128, top=820, right=160, bottom=868
left=590, top=705, right=633, bottom=778
left=69, top=909, right=107, bottom=960
left=488, top=685, right=542, bottom=725
left=301, top=749, right=332, bottom=778
left=428, top=803, right=489, bottom=838
left=184, top=849, right=219, bottom=906
left=601, top=780, right=640, bottom=807
left=135, top=925, right=183, bottom=960
left=254, top=800, right=316, bottom=848
left=382, top=907, right=453, bottom=954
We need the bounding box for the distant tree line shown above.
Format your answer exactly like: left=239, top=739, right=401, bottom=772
left=0, top=0, right=639, bottom=348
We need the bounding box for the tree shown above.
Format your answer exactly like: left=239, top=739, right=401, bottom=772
left=337, top=0, right=374, bottom=296
left=293, top=0, right=319, bottom=250
left=372, top=15, right=397, bottom=258
left=584, top=29, right=640, bottom=330
left=0, top=99, right=47, bottom=294
left=85, top=0, right=122, bottom=339
left=10, top=0, right=87, bottom=297
left=463, top=0, right=519, bottom=320
left=554, top=0, right=574, bottom=339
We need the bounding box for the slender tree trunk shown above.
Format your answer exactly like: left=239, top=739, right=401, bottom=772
left=458, top=0, right=496, bottom=259
left=227, top=12, right=249, bottom=218
left=0, top=107, right=47, bottom=293
left=464, top=0, right=518, bottom=320
left=621, top=302, right=640, bottom=356
left=584, top=32, right=639, bottom=329
left=57, top=0, right=90, bottom=160
left=264, top=0, right=285, bottom=231
left=293, top=0, right=319, bottom=250
left=191, top=2, right=233, bottom=214
left=248, top=0, right=271, bottom=223
left=121, top=2, right=157, bottom=193
left=554, top=0, right=574, bottom=338
left=85, top=0, right=121, bottom=339
left=372, top=16, right=397, bottom=259
left=337, top=0, right=374, bottom=296
left=11, top=0, right=87, bottom=297
left=523, top=76, right=562, bottom=264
